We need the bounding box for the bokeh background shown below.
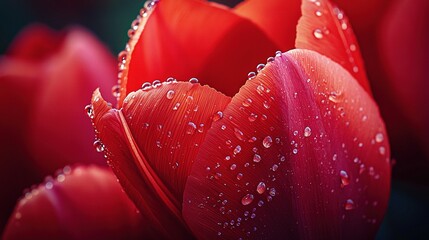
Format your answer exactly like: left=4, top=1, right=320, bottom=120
left=1, top=0, right=428, bottom=239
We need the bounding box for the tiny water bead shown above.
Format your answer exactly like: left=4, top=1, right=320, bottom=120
left=213, top=111, right=224, bottom=122
left=262, top=136, right=273, bottom=148
left=93, top=139, right=105, bottom=152
left=340, top=170, right=350, bottom=187
left=186, top=122, right=197, bottom=135
left=266, top=56, right=275, bottom=63
left=253, top=154, right=262, bottom=163
left=304, top=127, right=312, bottom=137
left=345, top=199, right=355, bottom=210
left=248, top=72, right=256, bottom=80
left=256, top=182, right=266, bottom=194
left=241, top=194, right=254, bottom=206
left=166, top=90, right=175, bottom=99
left=234, top=145, right=242, bottom=155
left=141, top=82, right=151, bottom=90
left=152, top=80, right=162, bottom=88
left=256, top=64, right=265, bottom=72
left=85, top=104, right=94, bottom=119
left=111, top=85, right=121, bottom=98
left=375, top=133, right=384, bottom=143
left=275, top=50, right=282, bottom=57
left=315, top=10, right=323, bottom=17
left=313, top=29, right=324, bottom=39
left=189, top=77, right=199, bottom=84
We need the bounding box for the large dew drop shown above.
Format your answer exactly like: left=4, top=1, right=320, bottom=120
left=241, top=194, right=254, bottom=206
left=263, top=136, right=273, bottom=148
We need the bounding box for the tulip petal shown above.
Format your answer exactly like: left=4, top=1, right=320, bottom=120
left=26, top=28, right=116, bottom=174
left=234, top=0, right=301, bottom=51
left=91, top=81, right=231, bottom=238
left=183, top=49, right=390, bottom=239
left=2, top=165, right=147, bottom=240
left=118, top=0, right=279, bottom=105
left=296, top=0, right=371, bottom=93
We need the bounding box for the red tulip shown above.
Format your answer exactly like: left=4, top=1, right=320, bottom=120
left=3, top=165, right=146, bottom=240
left=88, top=0, right=390, bottom=239
left=0, top=25, right=115, bottom=230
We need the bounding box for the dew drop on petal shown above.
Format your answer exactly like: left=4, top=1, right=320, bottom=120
left=248, top=72, right=256, bottom=80
left=85, top=104, right=94, bottom=119
left=340, top=170, right=350, bottom=187
left=166, top=90, right=175, bottom=99
left=256, top=64, right=265, bottom=72
left=304, top=127, right=312, bottom=137
left=345, top=199, right=355, bottom=210
left=234, top=145, right=242, bottom=155
left=256, top=182, right=266, bottom=194
left=213, top=111, right=223, bottom=122
left=241, top=194, right=254, bottom=206
left=375, top=133, right=384, bottom=143
left=186, top=122, right=197, bottom=135
left=111, top=85, right=120, bottom=98
left=189, top=77, right=199, bottom=84
left=269, top=188, right=276, bottom=197
left=263, top=136, right=273, bottom=148
left=93, top=139, right=104, bottom=152
left=141, top=82, right=151, bottom=90
left=313, top=29, right=324, bottom=39
left=253, top=154, right=262, bottom=163
left=152, top=80, right=162, bottom=88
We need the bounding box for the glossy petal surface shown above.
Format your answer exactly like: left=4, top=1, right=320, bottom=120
left=118, top=0, right=278, bottom=104
left=183, top=49, right=390, bottom=239
left=296, top=0, right=370, bottom=93
left=91, top=81, right=231, bottom=238
left=234, top=0, right=301, bottom=51
left=3, top=165, right=146, bottom=240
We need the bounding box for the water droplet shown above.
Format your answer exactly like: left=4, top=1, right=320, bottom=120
left=85, top=104, right=94, bottom=119
left=280, top=155, right=286, bottom=162
left=353, top=66, right=359, bottom=73
left=234, top=128, right=245, bottom=141
left=45, top=181, right=53, bottom=189
left=340, top=170, right=350, bottom=187
left=248, top=72, right=256, bottom=80
left=272, top=164, right=278, bottom=172
left=313, top=29, right=324, bottom=39
left=117, top=50, right=127, bottom=64
left=379, top=146, right=386, bottom=155
left=93, top=139, right=104, bottom=152
left=375, top=133, right=384, bottom=143
left=341, top=22, right=348, bottom=30
left=350, top=44, right=356, bottom=52
left=256, top=182, right=266, bottom=194
left=275, top=51, right=282, bottom=57
left=242, top=98, right=253, bottom=107
left=230, top=164, right=237, bottom=170
left=152, top=80, right=162, bottom=88
left=315, top=10, right=322, bottom=16
left=345, top=199, right=355, bottom=210
left=263, top=136, right=273, bottom=148
left=221, top=125, right=227, bottom=130
left=258, top=200, right=264, bottom=207
left=234, top=145, right=242, bottom=155
left=237, top=173, right=243, bottom=180
left=166, top=90, right=175, bottom=99
left=186, top=122, right=197, bottom=135
left=141, top=82, right=151, bottom=90
left=248, top=113, right=258, bottom=122
left=189, top=77, right=199, bottom=84
left=241, top=194, right=254, bottom=206
left=328, top=91, right=342, bottom=103
left=256, top=64, right=265, bottom=72
left=304, top=127, right=312, bottom=137
left=172, top=102, right=181, bottom=111
left=225, top=156, right=231, bottom=161
left=111, top=85, right=121, bottom=98
left=263, top=100, right=271, bottom=109
left=293, top=149, right=298, bottom=154
left=253, top=154, right=262, bottom=163
left=267, top=56, right=275, bottom=63
left=213, top=111, right=223, bottom=122
left=165, top=77, right=176, bottom=83
left=269, top=188, right=276, bottom=196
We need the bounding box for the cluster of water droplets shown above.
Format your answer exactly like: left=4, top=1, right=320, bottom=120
left=111, top=0, right=160, bottom=101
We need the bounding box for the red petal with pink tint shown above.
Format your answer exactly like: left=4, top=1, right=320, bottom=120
left=2, top=165, right=147, bottom=240
left=380, top=0, right=429, bottom=158
left=296, top=0, right=371, bottom=94
left=91, top=81, right=231, bottom=238
left=234, top=0, right=301, bottom=51
left=26, top=27, right=116, bottom=174
left=183, top=49, right=390, bottom=239
left=117, top=0, right=279, bottom=104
